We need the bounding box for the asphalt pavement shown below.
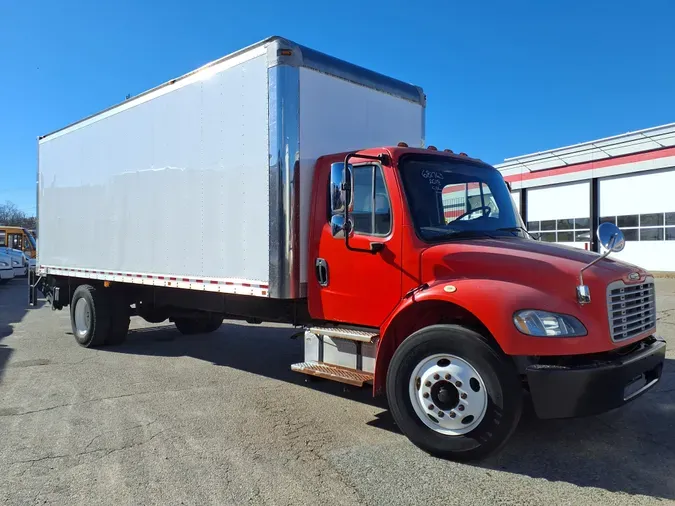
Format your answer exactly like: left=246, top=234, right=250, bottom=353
left=1, top=276, right=674, bottom=505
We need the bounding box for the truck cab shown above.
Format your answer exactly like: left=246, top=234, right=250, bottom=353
left=0, top=226, right=37, bottom=260
left=305, top=145, right=664, bottom=460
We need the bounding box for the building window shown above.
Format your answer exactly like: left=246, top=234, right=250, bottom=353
left=527, top=217, right=590, bottom=243
left=617, top=215, right=638, bottom=228
left=598, top=212, right=675, bottom=242
left=622, top=229, right=639, bottom=241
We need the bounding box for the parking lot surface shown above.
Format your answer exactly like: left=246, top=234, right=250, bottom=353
left=1, top=277, right=674, bottom=506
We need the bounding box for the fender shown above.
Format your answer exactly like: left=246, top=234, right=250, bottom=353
left=373, top=277, right=612, bottom=395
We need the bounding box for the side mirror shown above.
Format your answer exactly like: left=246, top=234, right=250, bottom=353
left=329, top=162, right=353, bottom=237
left=597, top=222, right=625, bottom=253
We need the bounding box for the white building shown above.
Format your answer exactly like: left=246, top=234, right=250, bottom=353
left=496, top=123, right=675, bottom=272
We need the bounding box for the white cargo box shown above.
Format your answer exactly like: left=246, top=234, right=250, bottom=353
left=37, top=36, right=425, bottom=298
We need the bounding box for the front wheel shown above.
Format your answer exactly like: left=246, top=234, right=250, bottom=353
left=386, top=324, right=522, bottom=461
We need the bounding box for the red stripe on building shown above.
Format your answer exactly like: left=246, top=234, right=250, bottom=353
left=504, top=146, right=675, bottom=183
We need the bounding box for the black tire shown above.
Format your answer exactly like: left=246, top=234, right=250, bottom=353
left=386, top=324, right=522, bottom=462
left=106, top=291, right=130, bottom=346
left=202, top=315, right=223, bottom=333
left=70, top=284, right=111, bottom=348
left=174, top=315, right=223, bottom=335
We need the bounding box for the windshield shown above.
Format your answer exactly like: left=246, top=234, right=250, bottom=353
left=23, top=229, right=36, bottom=249
left=399, top=156, right=525, bottom=241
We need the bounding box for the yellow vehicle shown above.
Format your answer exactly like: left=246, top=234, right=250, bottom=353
left=0, top=226, right=37, bottom=259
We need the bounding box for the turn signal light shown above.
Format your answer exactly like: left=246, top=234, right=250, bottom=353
left=427, top=145, right=438, bottom=151
left=459, top=152, right=468, bottom=157
left=397, top=141, right=409, bottom=147
left=444, top=149, right=454, bottom=153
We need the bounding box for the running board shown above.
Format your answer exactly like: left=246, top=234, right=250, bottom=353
left=291, top=361, right=374, bottom=387
left=308, top=327, right=378, bottom=343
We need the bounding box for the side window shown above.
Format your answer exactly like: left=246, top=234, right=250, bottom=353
left=0, top=231, right=5, bottom=247
left=9, top=234, right=22, bottom=250
left=351, top=165, right=392, bottom=236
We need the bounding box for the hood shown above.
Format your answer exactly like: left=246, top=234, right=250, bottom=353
left=0, top=248, right=25, bottom=260
left=421, top=238, right=647, bottom=290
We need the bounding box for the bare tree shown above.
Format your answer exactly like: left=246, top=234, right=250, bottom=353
left=0, top=201, right=36, bottom=229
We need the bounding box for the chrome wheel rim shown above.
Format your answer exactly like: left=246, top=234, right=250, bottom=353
left=74, top=298, right=91, bottom=338
left=408, top=353, right=488, bottom=435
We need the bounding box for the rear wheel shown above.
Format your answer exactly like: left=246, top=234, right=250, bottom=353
left=386, top=324, right=522, bottom=461
left=70, top=284, right=111, bottom=348
left=174, top=315, right=223, bottom=335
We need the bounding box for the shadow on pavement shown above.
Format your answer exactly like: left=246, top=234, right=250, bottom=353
left=0, top=278, right=42, bottom=382
left=108, top=321, right=675, bottom=500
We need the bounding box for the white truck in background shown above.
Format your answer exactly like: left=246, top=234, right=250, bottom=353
left=0, top=251, right=15, bottom=284
left=0, top=247, right=28, bottom=277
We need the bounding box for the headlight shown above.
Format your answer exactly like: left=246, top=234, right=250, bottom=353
left=0, top=261, right=8, bottom=267
left=12, top=260, right=20, bottom=266
left=513, top=310, right=587, bottom=337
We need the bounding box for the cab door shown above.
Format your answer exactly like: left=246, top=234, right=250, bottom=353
left=309, top=162, right=402, bottom=328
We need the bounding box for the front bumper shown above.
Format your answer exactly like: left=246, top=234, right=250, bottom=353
left=0, top=268, right=14, bottom=280
left=526, top=336, right=666, bottom=419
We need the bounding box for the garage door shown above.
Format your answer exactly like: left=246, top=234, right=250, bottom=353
left=526, top=181, right=591, bottom=250
left=510, top=190, right=521, bottom=216
left=599, top=169, right=675, bottom=271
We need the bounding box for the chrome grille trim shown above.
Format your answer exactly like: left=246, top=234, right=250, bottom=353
left=607, top=278, right=656, bottom=342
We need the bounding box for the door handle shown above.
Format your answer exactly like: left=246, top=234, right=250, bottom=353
left=315, top=258, right=329, bottom=287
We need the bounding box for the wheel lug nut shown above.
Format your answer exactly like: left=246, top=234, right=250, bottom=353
left=424, top=381, right=431, bottom=387
left=423, top=392, right=429, bottom=399
left=438, top=411, right=444, bottom=417
left=460, top=393, right=467, bottom=399
left=444, top=373, right=451, bottom=380
left=428, top=404, right=435, bottom=410
left=433, top=374, right=439, bottom=380
left=449, top=411, right=456, bottom=418
left=455, top=380, right=462, bottom=387
left=458, top=405, right=465, bottom=411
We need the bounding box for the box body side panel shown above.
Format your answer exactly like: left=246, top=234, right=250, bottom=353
left=38, top=53, right=270, bottom=284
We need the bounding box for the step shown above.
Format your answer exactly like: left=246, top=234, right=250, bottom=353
left=291, top=361, right=374, bottom=387
left=308, top=326, right=379, bottom=343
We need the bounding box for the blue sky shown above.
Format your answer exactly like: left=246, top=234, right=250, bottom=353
left=2, top=0, right=674, bottom=216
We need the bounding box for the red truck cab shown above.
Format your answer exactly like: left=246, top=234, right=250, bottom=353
left=306, top=146, right=665, bottom=460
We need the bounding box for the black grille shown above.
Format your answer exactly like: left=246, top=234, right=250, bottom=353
left=608, top=281, right=656, bottom=341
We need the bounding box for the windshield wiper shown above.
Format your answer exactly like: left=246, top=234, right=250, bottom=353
left=422, top=228, right=497, bottom=241
left=496, top=226, right=535, bottom=239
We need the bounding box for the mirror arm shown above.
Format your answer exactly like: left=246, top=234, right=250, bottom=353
left=579, top=233, right=615, bottom=286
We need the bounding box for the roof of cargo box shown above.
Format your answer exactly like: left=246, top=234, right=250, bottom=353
left=39, top=36, right=425, bottom=142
